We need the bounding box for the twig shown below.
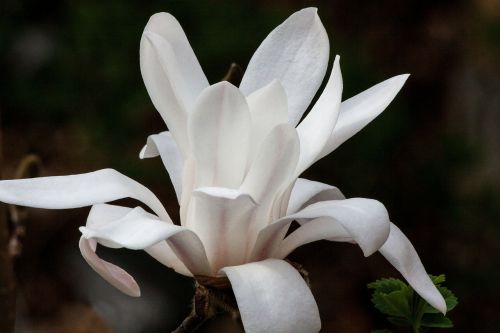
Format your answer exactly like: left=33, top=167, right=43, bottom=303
left=0, top=111, right=16, bottom=333
left=222, top=63, right=243, bottom=86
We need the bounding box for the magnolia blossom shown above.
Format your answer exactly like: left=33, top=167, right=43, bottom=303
left=0, top=8, right=446, bottom=333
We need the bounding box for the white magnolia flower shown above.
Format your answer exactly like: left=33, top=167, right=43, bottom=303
left=0, top=8, right=446, bottom=333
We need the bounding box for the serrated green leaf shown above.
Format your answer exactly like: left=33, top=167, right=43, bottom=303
left=368, top=277, right=408, bottom=294
left=429, top=274, right=446, bottom=285
left=371, top=329, right=394, bottom=333
left=371, top=289, right=412, bottom=319
left=421, top=313, right=453, bottom=328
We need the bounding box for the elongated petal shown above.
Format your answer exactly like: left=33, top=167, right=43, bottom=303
left=86, top=204, right=191, bottom=276
left=80, top=206, right=211, bottom=276
left=240, top=8, right=329, bottom=126
left=247, top=80, right=288, bottom=160
left=0, top=169, right=170, bottom=222
left=241, top=124, right=300, bottom=204
left=79, top=237, right=140, bottom=297
left=140, top=31, right=188, bottom=155
left=139, top=131, right=183, bottom=201
left=240, top=124, right=300, bottom=254
left=319, top=74, right=409, bottom=159
left=221, top=259, right=321, bottom=333
left=143, top=13, right=208, bottom=103
left=379, top=223, right=447, bottom=314
left=251, top=198, right=390, bottom=261
left=188, top=82, right=251, bottom=188
left=296, top=55, right=342, bottom=175
left=287, top=178, right=345, bottom=215
left=187, top=187, right=256, bottom=272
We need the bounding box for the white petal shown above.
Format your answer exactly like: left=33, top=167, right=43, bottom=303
left=379, top=223, right=447, bottom=314
left=239, top=8, right=329, bottom=126
left=241, top=124, right=300, bottom=204
left=251, top=198, right=390, bottom=261
left=188, top=82, right=251, bottom=188
left=296, top=55, right=342, bottom=175
left=140, top=31, right=189, bottom=155
left=79, top=237, right=140, bottom=297
left=247, top=80, right=288, bottom=160
left=139, top=131, right=183, bottom=201
left=187, top=187, right=256, bottom=272
left=0, top=169, right=170, bottom=222
left=240, top=124, right=300, bottom=254
left=86, top=204, right=191, bottom=276
left=319, top=74, right=410, bottom=159
left=143, top=13, right=208, bottom=103
left=80, top=206, right=211, bottom=276
left=287, top=178, right=345, bottom=215
left=221, top=259, right=320, bottom=333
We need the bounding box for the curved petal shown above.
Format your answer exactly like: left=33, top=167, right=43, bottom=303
left=142, top=12, right=208, bottom=105
left=187, top=187, right=256, bottom=272
left=0, top=169, right=170, bottom=222
left=251, top=198, right=390, bottom=261
left=239, top=8, right=329, bottom=126
left=287, top=178, right=345, bottom=215
left=318, top=74, right=410, bottom=160
left=221, top=259, right=320, bottom=333
left=139, top=131, right=183, bottom=201
left=295, top=55, right=342, bottom=176
left=79, top=237, right=140, bottom=297
left=86, top=204, right=191, bottom=276
left=80, top=206, right=211, bottom=276
left=188, top=82, right=251, bottom=188
left=247, top=80, right=288, bottom=160
left=379, top=223, right=447, bottom=314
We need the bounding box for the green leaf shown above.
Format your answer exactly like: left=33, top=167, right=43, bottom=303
left=368, top=274, right=458, bottom=331
left=371, top=330, right=394, bottom=333
left=371, top=289, right=412, bottom=320
left=368, top=278, right=407, bottom=294
left=421, top=314, right=454, bottom=328
left=430, top=274, right=446, bottom=285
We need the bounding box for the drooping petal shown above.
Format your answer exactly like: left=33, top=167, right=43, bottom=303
left=79, top=237, right=141, bottom=297
left=80, top=206, right=211, bottom=276
left=142, top=12, right=209, bottom=104
left=379, top=223, right=447, bottom=314
left=139, top=131, right=183, bottom=201
left=295, top=55, right=342, bottom=176
left=287, top=178, right=345, bottom=215
left=0, top=169, right=170, bottom=222
left=247, top=80, right=288, bottom=160
left=86, top=204, right=191, bottom=276
left=187, top=187, right=256, bottom=272
left=221, top=259, right=321, bottom=333
left=251, top=198, right=390, bottom=261
left=188, top=81, right=251, bottom=188
left=318, top=74, right=410, bottom=160
left=239, top=8, right=329, bottom=126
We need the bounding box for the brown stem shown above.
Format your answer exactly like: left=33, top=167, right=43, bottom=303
left=222, top=63, right=243, bottom=86
left=0, top=112, right=16, bottom=333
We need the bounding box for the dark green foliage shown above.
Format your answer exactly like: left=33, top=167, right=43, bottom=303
left=368, top=275, right=458, bottom=332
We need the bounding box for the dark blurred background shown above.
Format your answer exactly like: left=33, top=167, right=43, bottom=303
left=1, top=0, right=499, bottom=332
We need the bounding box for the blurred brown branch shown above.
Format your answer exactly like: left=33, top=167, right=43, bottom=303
left=0, top=112, right=16, bottom=333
